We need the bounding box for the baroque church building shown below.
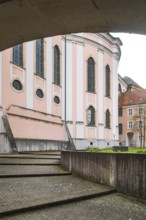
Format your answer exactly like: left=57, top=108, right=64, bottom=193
left=0, top=33, right=122, bottom=153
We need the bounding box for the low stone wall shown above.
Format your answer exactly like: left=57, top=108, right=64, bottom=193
left=61, top=151, right=146, bottom=199
left=16, top=139, right=67, bottom=152
left=0, top=133, right=12, bottom=153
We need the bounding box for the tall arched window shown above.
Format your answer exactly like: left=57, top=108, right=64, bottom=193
left=105, top=65, right=110, bottom=97
left=13, top=44, right=23, bottom=66
left=36, top=39, right=44, bottom=77
left=105, top=109, right=110, bottom=128
left=87, top=57, right=95, bottom=92
left=54, top=45, right=60, bottom=85
left=87, top=106, right=95, bottom=126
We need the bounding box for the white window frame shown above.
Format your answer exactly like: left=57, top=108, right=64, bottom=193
left=128, top=108, right=133, bottom=116
left=128, top=121, right=133, bottom=129
left=138, top=107, right=144, bottom=115
left=138, top=120, right=144, bottom=128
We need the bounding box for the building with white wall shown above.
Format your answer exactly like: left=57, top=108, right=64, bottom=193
left=0, top=33, right=122, bottom=153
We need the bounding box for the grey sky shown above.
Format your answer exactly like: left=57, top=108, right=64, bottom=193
left=111, top=33, right=146, bottom=89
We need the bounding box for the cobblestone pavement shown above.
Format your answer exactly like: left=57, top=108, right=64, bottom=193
left=0, top=165, right=70, bottom=176
left=0, top=175, right=114, bottom=214
left=0, top=158, right=60, bottom=165
left=1, top=152, right=146, bottom=220
left=1, top=193, right=146, bottom=220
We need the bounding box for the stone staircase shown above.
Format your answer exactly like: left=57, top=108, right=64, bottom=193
left=0, top=151, right=116, bottom=218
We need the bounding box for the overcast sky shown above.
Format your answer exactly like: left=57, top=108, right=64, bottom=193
left=111, top=33, right=146, bottom=89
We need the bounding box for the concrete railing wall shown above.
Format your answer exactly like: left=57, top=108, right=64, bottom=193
left=61, top=151, right=146, bottom=199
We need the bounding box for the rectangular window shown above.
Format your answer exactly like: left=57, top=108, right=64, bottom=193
left=128, top=108, right=133, bottom=116
left=139, top=135, right=143, bottom=142
left=128, top=121, right=133, bottom=129
left=119, top=123, right=123, bottom=134
left=138, top=120, right=143, bottom=128
left=138, top=107, right=144, bottom=115
left=118, top=108, right=123, bottom=116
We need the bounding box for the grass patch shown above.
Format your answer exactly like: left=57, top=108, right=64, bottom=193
left=88, top=147, right=146, bottom=153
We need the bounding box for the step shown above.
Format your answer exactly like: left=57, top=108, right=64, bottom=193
left=0, top=165, right=71, bottom=177
left=0, top=158, right=61, bottom=165
left=0, top=175, right=116, bottom=216
left=0, top=154, right=61, bottom=159
left=19, top=151, right=61, bottom=156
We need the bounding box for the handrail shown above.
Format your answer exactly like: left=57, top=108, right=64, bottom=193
left=65, top=124, right=76, bottom=150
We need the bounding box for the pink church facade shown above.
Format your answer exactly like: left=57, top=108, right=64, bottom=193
left=0, top=33, right=122, bottom=153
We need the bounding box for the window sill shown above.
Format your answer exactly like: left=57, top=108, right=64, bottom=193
left=86, top=91, right=96, bottom=94
left=10, top=61, right=25, bottom=70
left=52, top=82, right=62, bottom=88
left=105, top=96, right=111, bottom=99
left=34, top=73, right=46, bottom=80
left=86, top=125, right=96, bottom=127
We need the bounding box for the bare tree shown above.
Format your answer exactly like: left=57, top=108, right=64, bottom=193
left=132, top=105, right=146, bottom=148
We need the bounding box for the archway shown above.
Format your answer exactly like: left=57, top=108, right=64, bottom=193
left=1, top=0, right=146, bottom=50
left=127, top=132, right=134, bottom=147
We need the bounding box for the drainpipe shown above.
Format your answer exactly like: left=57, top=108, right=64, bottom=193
left=64, top=35, right=67, bottom=125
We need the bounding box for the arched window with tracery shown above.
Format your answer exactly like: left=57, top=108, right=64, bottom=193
left=105, top=65, right=110, bottom=97
left=54, top=45, right=60, bottom=85
left=87, top=57, right=95, bottom=92
left=13, top=44, right=23, bottom=66
left=36, top=39, right=44, bottom=77
left=105, top=109, right=110, bottom=128
left=87, top=106, right=95, bottom=126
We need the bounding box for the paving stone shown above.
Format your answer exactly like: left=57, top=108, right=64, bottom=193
left=1, top=193, right=146, bottom=220
left=0, top=175, right=114, bottom=214
left=0, top=152, right=146, bottom=220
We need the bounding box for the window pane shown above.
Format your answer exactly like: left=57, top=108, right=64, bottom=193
left=128, top=108, right=132, bottom=115
left=128, top=121, right=133, bottom=129
left=36, top=39, right=43, bottom=77
left=87, top=106, right=95, bottom=126
left=106, top=109, right=110, bottom=128
left=13, top=44, right=23, bottom=66
left=105, top=65, right=110, bottom=97
left=118, top=108, right=123, bottom=116
left=54, top=46, right=60, bottom=85
left=119, top=123, right=123, bottom=134
left=87, top=58, right=95, bottom=92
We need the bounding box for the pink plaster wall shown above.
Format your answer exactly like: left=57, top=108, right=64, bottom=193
left=7, top=105, right=64, bottom=140
left=1, top=33, right=120, bottom=146
left=2, top=50, right=26, bottom=112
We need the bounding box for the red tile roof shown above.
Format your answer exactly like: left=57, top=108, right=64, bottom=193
left=119, top=89, right=146, bottom=106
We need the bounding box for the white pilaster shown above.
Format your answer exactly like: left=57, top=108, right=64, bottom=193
left=112, top=58, right=119, bottom=141
left=46, top=38, right=53, bottom=114
left=76, top=43, right=84, bottom=138
left=66, top=41, right=72, bottom=121
left=76, top=44, right=83, bottom=121
left=0, top=52, right=2, bottom=106
left=26, top=42, right=34, bottom=109
left=98, top=50, right=104, bottom=139
left=62, top=37, right=65, bottom=120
